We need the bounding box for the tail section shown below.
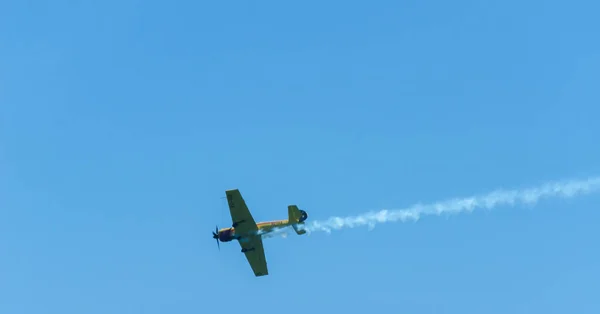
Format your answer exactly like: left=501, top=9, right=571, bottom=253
left=288, top=205, right=308, bottom=235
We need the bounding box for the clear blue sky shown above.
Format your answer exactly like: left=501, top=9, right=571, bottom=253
left=2, top=0, right=600, bottom=313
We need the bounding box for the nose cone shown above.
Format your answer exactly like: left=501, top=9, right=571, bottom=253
left=212, top=226, right=219, bottom=240
left=212, top=226, right=221, bottom=250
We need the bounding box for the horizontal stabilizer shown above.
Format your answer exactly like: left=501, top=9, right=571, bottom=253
left=292, top=223, right=307, bottom=235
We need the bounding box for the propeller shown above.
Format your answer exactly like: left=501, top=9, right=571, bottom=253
left=212, top=225, right=220, bottom=250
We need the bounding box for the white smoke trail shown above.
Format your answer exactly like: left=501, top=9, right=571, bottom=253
left=275, top=176, right=600, bottom=236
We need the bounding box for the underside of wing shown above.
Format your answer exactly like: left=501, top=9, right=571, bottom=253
left=225, top=189, right=258, bottom=235
left=238, top=236, right=268, bottom=277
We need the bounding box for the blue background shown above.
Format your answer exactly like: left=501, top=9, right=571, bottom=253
left=2, top=0, right=600, bottom=313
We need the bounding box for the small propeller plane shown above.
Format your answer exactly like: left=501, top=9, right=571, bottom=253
left=211, top=189, right=308, bottom=277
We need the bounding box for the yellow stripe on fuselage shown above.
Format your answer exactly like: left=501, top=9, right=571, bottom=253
left=256, top=219, right=290, bottom=232
left=218, top=219, right=292, bottom=237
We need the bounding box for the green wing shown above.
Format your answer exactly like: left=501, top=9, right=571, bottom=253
left=239, top=235, right=268, bottom=277
left=225, top=189, right=267, bottom=276
left=225, top=189, right=258, bottom=235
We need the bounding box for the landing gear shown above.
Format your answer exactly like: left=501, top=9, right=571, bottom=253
left=232, top=220, right=246, bottom=228
left=241, top=247, right=255, bottom=253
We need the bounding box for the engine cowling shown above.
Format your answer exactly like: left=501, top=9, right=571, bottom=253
left=218, top=228, right=235, bottom=242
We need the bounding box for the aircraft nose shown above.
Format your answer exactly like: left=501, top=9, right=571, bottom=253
left=212, top=226, right=219, bottom=240
left=212, top=226, right=220, bottom=250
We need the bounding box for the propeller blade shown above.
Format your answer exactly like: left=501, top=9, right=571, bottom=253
left=213, top=225, right=220, bottom=251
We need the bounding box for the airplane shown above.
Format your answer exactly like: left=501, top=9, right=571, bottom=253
left=211, top=189, right=309, bottom=277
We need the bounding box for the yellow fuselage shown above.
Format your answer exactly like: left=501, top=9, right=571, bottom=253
left=217, top=219, right=291, bottom=242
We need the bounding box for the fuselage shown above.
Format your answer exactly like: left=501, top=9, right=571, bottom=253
left=217, top=219, right=291, bottom=242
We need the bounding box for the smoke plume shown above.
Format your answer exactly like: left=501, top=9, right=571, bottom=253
left=284, top=176, right=600, bottom=235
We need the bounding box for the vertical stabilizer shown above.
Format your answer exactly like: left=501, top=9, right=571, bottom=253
left=288, top=205, right=308, bottom=235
